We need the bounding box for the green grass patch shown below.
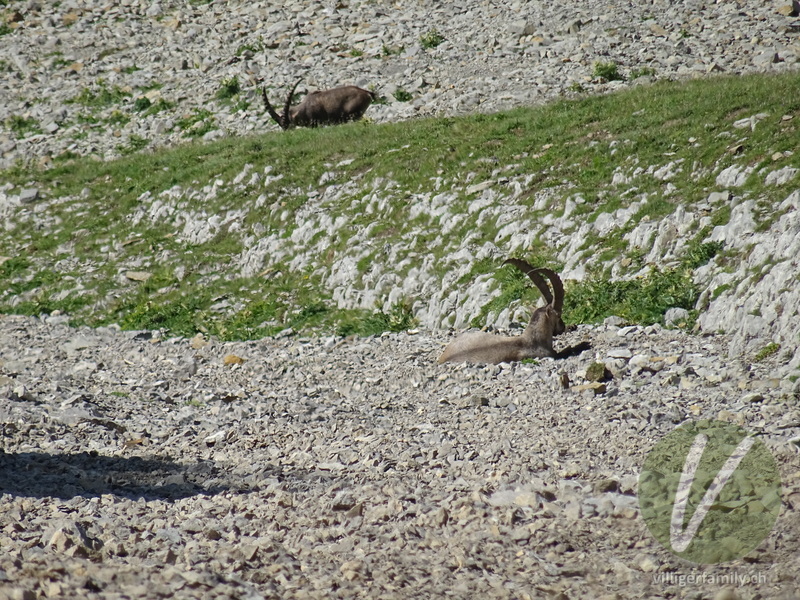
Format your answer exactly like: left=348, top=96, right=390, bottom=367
left=69, top=81, right=131, bottom=107
left=564, top=266, right=698, bottom=326
left=6, top=115, right=42, bottom=137
left=216, top=77, right=241, bottom=101
left=1, top=71, right=799, bottom=338
left=176, top=108, right=216, bottom=137
left=394, top=88, right=412, bottom=102
left=593, top=61, right=624, bottom=81
left=754, top=343, right=780, bottom=362
left=420, top=28, right=445, bottom=49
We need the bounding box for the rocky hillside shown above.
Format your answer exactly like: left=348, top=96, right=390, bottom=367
left=2, top=2, right=800, bottom=599
left=2, top=0, right=799, bottom=168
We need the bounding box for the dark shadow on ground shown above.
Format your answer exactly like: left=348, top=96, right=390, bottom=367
left=0, top=450, right=230, bottom=500
left=556, top=341, right=592, bottom=359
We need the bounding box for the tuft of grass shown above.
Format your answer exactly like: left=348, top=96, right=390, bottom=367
left=106, top=110, right=129, bottom=126
left=593, top=61, right=625, bottom=82
left=118, top=135, right=149, bottom=155
left=382, top=44, right=404, bottom=57
left=630, top=66, right=657, bottom=80
left=69, top=81, right=131, bottom=107
left=236, top=41, right=264, bottom=56
left=6, top=115, right=42, bottom=137
left=754, top=343, right=780, bottom=362
left=133, top=97, right=152, bottom=112
left=216, top=77, right=240, bottom=101
left=420, top=28, right=445, bottom=49
left=175, top=108, right=215, bottom=137
left=683, top=240, right=724, bottom=269
left=394, top=88, right=412, bottom=102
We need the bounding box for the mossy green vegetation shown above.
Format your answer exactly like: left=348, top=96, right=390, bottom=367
left=1, top=72, right=799, bottom=339
left=754, top=342, right=781, bottom=362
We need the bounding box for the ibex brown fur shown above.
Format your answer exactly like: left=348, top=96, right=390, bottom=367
left=437, top=260, right=566, bottom=364
left=262, top=80, right=375, bottom=129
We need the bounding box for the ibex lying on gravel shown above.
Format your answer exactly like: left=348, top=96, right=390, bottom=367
left=438, top=260, right=566, bottom=364
left=262, top=80, right=376, bottom=129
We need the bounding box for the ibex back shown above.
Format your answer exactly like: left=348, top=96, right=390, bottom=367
left=262, top=80, right=376, bottom=130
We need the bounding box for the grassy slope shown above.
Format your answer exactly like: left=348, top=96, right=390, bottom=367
left=1, top=72, right=799, bottom=339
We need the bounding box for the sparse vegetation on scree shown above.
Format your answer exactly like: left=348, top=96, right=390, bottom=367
left=1, top=72, right=799, bottom=339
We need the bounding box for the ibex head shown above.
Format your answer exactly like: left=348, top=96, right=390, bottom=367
left=262, top=80, right=376, bottom=130
left=437, top=259, right=567, bottom=365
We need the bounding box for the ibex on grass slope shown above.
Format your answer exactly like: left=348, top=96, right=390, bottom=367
left=438, top=260, right=566, bottom=365
left=262, top=80, right=376, bottom=129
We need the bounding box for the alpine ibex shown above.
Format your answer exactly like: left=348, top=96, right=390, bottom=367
left=262, top=80, right=376, bottom=129
left=437, top=260, right=566, bottom=364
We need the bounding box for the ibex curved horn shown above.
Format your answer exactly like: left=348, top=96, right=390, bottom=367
left=282, top=79, right=302, bottom=129
left=534, top=267, right=564, bottom=315
left=262, top=87, right=288, bottom=130
left=503, top=258, right=552, bottom=304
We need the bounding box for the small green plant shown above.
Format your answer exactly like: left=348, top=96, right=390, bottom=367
left=381, top=44, right=404, bottom=57
left=683, top=240, right=724, bottom=269
left=6, top=115, right=42, bottom=137
left=106, top=110, right=130, bottom=126
left=69, top=82, right=131, bottom=107
left=142, top=98, right=174, bottom=116
left=50, top=56, right=71, bottom=69
left=711, top=283, right=732, bottom=301
left=630, top=66, right=656, bottom=79
left=118, top=135, right=148, bottom=155
left=394, top=88, right=412, bottom=102
left=175, top=108, right=215, bottom=137
left=122, top=64, right=141, bottom=74
left=0, top=23, right=12, bottom=37
left=593, top=61, right=625, bottom=82
left=569, top=82, right=586, bottom=94
left=348, top=47, right=364, bottom=57
left=337, top=300, right=418, bottom=336
left=0, top=256, right=30, bottom=278
left=754, top=343, right=780, bottom=362
left=420, top=28, right=445, bottom=49
left=216, top=77, right=240, bottom=100
left=133, top=97, right=152, bottom=112
left=236, top=41, right=264, bottom=56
